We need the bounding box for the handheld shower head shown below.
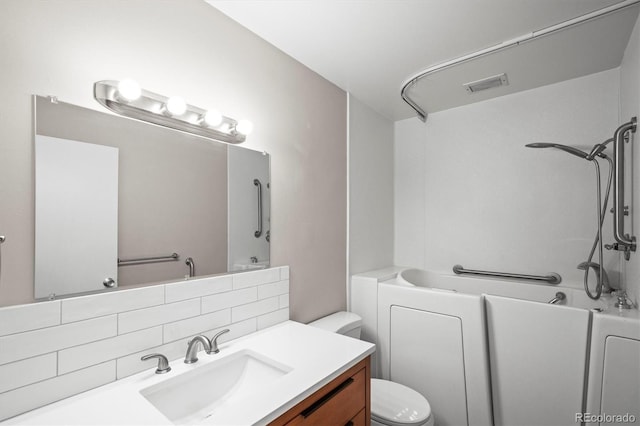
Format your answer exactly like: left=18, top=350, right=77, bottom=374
left=525, top=143, right=589, bottom=159
left=586, top=138, right=614, bottom=160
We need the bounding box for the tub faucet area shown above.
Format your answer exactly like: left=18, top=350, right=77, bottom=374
left=548, top=291, right=566, bottom=304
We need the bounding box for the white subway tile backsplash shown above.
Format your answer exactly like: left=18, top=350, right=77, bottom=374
left=0, top=301, right=60, bottom=337
left=165, top=275, right=232, bottom=303
left=232, top=268, right=280, bottom=289
left=61, top=286, right=164, bottom=323
left=201, top=287, right=257, bottom=314
left=280, top=266, right=289, bottom=280
left=0, top=361, right=115, bottom=421
left=258, top=280, right=289, bottom=300
left=0, top=353, right=57, bottom=393
left=257, top=308, right=290, bottom=330
left=231, top=297, right=279, bottom=322
left=0, top=266, right=289, bottom=421
left=58, top=327, right=163, bottom=375
left=279, top=294, right=289, bottom=309
left=0, top=315, right=117, bottom=365
left=207, top=318, right=258, bottom=346
left=118, top=299, right=200, bottom=334
left=163, top=309, right=231, bottom=343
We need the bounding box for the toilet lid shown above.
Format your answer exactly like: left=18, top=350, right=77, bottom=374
left=371, top=379, right=432, bottom=426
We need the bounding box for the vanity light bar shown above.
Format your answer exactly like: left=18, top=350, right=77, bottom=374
left=93, top=80, right=252, bottom=144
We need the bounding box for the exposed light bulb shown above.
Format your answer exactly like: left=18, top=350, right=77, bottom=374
left=166, top=96, right=187, bottom=116
left=203, top=110, right=222, bottom=127
left=236, top=119, right=254, bottom=136
left=117, top=79, right=141, bottom=102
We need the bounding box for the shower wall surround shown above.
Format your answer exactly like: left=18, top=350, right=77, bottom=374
left=394, top=69, right=622, bottom=291
left=620, top=12, right=640, bottom=303
left=348, top=95, right=394, bottom=276
left=0, top=267, right=289, bottom=421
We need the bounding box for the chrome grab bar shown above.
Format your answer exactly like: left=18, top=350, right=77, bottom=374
left=548, top=292, right=566, bottom=304
left=118, top=252, right=179, bottom=266
left=453, top=264, right=561, bottom=285
left=254, top=179, right=263, bottom=238
left=612, top=117, right=637, bottom=256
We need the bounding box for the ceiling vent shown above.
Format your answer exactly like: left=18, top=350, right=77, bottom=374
left=463, top=73, right=509, bottom=93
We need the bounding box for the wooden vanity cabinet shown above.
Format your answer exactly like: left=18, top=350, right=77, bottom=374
left=270, top=356, right=371, bottom=426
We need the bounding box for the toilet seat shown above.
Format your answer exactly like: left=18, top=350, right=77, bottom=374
left=371, top=379, right=432, bottom=426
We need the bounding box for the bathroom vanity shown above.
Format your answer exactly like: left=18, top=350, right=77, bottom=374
left=270, top=356, right=370, bottom=426
left=3, top=321, right=374, bottom=425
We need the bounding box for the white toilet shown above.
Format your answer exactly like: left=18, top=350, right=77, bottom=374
left=309, top=311, right=434, bottom=426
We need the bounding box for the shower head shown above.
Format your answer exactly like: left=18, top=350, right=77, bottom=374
left=525, top=143, right=589, bottom=159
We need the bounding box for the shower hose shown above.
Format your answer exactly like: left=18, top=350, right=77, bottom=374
left=583, top=156, right=613, bottom=300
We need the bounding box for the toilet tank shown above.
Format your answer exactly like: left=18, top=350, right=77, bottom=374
left=308, top=311, right=362, bottom=339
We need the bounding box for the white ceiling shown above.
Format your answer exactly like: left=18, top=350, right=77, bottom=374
left=206, top=0, right=635, bottom=121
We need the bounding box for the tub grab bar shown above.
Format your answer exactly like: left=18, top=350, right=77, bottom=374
left=453, top=264, right=561, bottom=284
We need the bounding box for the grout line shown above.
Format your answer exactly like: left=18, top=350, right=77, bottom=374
left=0, top=360, right=114, bottom=398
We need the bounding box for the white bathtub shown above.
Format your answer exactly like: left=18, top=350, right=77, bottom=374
left=350, top=267, right=639, bottom=426
left=395, top=268, right=610, bottom=309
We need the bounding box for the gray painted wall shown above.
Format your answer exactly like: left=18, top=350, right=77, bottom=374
left=0, top=0, right=347, bottom=324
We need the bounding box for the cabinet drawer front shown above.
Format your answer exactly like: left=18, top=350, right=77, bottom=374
left=289, top=368, right=365, bottom=426
left=347, top=408, right=366, bottom=426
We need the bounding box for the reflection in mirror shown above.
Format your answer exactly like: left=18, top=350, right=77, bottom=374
left=34, top=96, right=270, bottom=300
left=228, top=146, right=270, bottom=271
left=35, top=135, right=119, bottom=299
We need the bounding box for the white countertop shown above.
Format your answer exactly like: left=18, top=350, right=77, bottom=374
left=4, top=321, right=375, bottom=425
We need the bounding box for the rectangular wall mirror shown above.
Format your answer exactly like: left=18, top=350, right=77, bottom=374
left=34, top=95, right=270, bottom=300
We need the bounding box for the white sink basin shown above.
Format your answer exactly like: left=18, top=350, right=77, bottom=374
left=140, top=350, right=292, bottom=425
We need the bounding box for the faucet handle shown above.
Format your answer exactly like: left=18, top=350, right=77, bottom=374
left=613, top=290, right=634, bottom=309
left=210, top=329, right=230, bottom=354
left=141, top=353, right=171, bottom=374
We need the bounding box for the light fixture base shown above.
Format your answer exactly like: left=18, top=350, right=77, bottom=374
left=94, top=80, right=246, bottom=144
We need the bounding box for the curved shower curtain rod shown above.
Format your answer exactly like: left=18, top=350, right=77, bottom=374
left=400, top=0, right=640, bottom=122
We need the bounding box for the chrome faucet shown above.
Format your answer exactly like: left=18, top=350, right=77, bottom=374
left=614, top=290, right=633, bottom=309
left=548, top=292, right=566, bottom=304
left=210, top=329, right=230, bottom=354
left=184, top=335, right=211, bottom=364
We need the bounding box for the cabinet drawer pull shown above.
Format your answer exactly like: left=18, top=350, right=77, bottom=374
left=300, top=377, right=355, bottom=418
